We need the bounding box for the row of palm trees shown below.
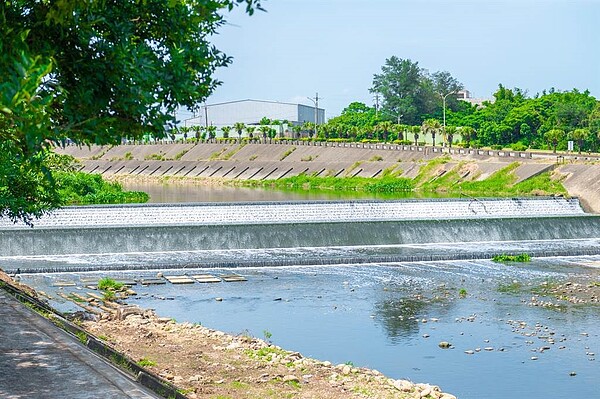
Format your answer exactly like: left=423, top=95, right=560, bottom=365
left=173, top=118, right=479, bottom=147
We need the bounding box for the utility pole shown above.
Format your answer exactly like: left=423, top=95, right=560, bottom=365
left=374, top=93, right=380, bottom=118
left=203, top=102, right=209, bottom=129
left=307, top=92, right=320, bottom=138
left=439, top=91, right=456, bottom=135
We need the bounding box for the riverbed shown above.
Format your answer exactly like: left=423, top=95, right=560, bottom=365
left=17, top=255, right=600, bottom=399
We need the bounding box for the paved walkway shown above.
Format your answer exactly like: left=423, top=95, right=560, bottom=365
left=0, top=291, right=160, bottom=399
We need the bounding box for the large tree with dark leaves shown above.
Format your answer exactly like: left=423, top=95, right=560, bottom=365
left=0, top=0, right=262, bottom=224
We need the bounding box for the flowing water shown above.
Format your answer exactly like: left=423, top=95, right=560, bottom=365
left=3, top=198, right=600, bottom=399
left=15, top=256, right=600, bottom=399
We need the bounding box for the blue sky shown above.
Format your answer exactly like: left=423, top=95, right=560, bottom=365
left=201, top=0, right=599, bottom=119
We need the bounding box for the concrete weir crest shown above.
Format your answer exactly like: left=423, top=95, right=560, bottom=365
left=1, top=198, right=599, bottom=261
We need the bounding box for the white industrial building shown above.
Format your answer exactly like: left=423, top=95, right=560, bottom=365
left=180, top=99, right=325, bottom=128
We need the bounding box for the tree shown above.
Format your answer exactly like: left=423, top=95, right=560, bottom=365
left=191, top=125, right=204, bottom=143
left=545, top=129, right=564, bottom=153
left=458, top=126, right=476, bottom=147
left=221, top=126, right=232, bottom=139
left=246, top=126, right=256, bottom=139
left=233, top=122, right=246, bottom=140
left=259, top=125, right=271, bottom=141
left=375, top=121, right=394, bottom=142
left=371, top=58, right=463, bottom=125
left=445, top=126, right=457, bottom=147
left=371, top=57, right=428, bottom=125
left=207, top=125, right=217, bottom=140
left=570, top=128, right=590, bottom=153
left=1, top=0, right=263, bottom=223
left=412, top=126, right=421, bottom=146
left=422, top=119, right=441, bottom=147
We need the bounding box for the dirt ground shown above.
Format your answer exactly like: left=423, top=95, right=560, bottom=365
left=83, top=307, right=457, bottom=399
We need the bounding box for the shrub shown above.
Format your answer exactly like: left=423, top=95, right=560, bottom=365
left=492, top=253, right=531, bottom=263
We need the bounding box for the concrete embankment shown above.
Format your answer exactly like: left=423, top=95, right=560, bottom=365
left=57, top=142, right=600, bottom=212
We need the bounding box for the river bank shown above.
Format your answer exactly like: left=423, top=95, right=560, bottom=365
left=0, top=270, right=457, bottom=398
left=84, top=305, right=457, bottom=399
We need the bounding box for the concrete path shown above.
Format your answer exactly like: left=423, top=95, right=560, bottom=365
left=0, top=291, right=160, bottom=399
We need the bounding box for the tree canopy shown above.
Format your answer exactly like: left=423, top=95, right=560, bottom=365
left=370, top=56, right=464, bottom=125
left=1, top=0, right=262, bottom=223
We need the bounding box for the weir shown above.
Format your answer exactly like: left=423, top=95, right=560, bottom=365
left=0, top=197, right=598, bottom=256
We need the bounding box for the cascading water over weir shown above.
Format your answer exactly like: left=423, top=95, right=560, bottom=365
left=1, top=197, right=599, bottom=273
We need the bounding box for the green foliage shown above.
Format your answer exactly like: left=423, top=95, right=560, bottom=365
left=55, top=172, right=149, bottom=205
left=279, top=147, right=296, bottom=161
left=173, top=149, right=189, bottom=160
left=102, top=290, right=116, bottom=302
left=98, top=278, right=124, bottom=291
left=497, top=281, right=523, bottom=294
left=144, top=153, right=166, bottom=161
left=458, top=288, right=467, bottom=298
left=137, top=358, right=157, bottom=368
left=1, top=0, right=262, bottom=224
left=263, top=329, right=273, bottom=341
left=231, top=381, right=249, bottom=389
left=256, top=174, right=414, bottom=194
left=75, top=330, right=88, bottom=345
left=492, top=253, right=532, bottom=263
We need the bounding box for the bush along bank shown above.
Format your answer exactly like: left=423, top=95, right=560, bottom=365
left=239, top=160, right=568, bottom=198
left=55, top=171, right=149, bottom=205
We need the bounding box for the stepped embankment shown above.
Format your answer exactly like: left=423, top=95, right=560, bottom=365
left=57, top=142, right=600, bottom=212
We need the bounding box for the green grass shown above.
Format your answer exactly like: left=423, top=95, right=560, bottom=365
left=497, top=281, right=523, bottom=294
left=144, top=153, right=165, bottom=161
left=234, top=157, right=567, bottom=199
left=102, top=290, right=116, bottom=301
left=245, top=346, right=288, bottom=363
left=231, top=381, right=249, bottom=389
left=492, top=253, right=532, bottom=263
left=137, top=357, right=157, bottom=367
left=249, top=174, right=414, bottom=193
left=279, top=147, right=296, bottom=161
left=67, top=293, right=86, bottom=303
left=173, top=149, right=189, bottom=160
left=98, top=277, right=124, bottom=291
left=75, top=331, right=88, bottom=344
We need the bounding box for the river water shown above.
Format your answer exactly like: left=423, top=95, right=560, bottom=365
left=9, top=184, right=600, bottom=399
left=17, top=255, right=600, bottom=399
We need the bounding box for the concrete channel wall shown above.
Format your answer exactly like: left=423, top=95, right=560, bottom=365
left=58, top=142, right=552, bottom=181
left=56, top=142, right=600, bottom=212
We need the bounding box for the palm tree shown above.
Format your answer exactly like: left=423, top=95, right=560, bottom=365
left=571, top=128, right=590, bottom=153
left=545, top=129, right=564, bottom=153
left=180, top=126, right=191, bottom=142
left=191, top=125, right=204, bottom=143
left=259, top=125, right=271, bottom=142
left=292, top=124, right=302, bottom=139
left=272, top=120, right=282, bottom=138
left=376, top=121, right=394, bottom=142
left=445, top=126, right=457, bottom=147
left=207, top=125, right=217, bottom=140
left=458, top=126, right=476, bottom=147
left=282, top=119, right=290, bottom=138
left=221, top=125, right=232, bottom=139
left=302, top=121, right=315, bottom=139
left=412, top=126, right=420, bottom=146
left=392, top=124, right=406, bottom=142
left=246, top=126, right=256, bottom=139
left=233, top=122, right=246, bottom=140
left=422, top=119, right=442, bottom=147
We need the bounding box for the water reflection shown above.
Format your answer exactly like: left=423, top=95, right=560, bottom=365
left=120, top=180, right=445, bottom=203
